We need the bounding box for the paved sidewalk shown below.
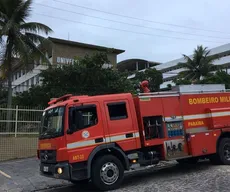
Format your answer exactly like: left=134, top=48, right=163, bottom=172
left=0, top=158, right=70, bottom=192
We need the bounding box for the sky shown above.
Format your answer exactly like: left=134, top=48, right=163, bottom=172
left=31, top=0, right=230, bottom=63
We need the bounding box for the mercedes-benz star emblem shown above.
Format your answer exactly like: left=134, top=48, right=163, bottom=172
left=44, top=154, right=48, bottom=161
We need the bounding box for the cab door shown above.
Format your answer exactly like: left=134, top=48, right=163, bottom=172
left=104, top=100, right=139, bottom=151
left=65, top=102, right=105, bottom=163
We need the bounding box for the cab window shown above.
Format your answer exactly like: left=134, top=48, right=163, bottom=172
left=107, top=102, right=128, bottom=120
left=69, top=104, right=98, bottom=131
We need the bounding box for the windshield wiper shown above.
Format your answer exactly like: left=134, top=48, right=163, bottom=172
left=39, top=127, right=63, bottom=139
left=40, top=128, right=56, bottom=136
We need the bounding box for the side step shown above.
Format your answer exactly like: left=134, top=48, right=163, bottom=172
left=165, top=155, right=193, bottom=161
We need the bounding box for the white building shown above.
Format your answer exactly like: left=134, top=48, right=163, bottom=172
left=127, top=43, right=230, bottom=89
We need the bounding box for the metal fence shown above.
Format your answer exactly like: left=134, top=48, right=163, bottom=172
left=0, top=105, right=44, bottom=162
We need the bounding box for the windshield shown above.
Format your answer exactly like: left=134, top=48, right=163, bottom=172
left=39, top=106, right=65, bottom=139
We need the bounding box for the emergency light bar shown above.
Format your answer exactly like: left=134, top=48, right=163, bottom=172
left=48, top=94, right=90, bottom=105
left=48, top=94, right=73, bottom=105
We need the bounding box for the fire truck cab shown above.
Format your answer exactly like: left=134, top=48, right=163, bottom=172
left=38, top=84, right=230, bottom=191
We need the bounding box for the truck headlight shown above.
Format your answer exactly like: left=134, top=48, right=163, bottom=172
left=57, top=168, right=63, bottom=174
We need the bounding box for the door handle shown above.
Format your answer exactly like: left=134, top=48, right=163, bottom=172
left=126, top=133, right=133, bottom=138
left=95, top=138, right=104, bottom=143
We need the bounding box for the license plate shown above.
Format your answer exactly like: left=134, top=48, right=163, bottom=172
left=43, top=166, right=49, bottom=172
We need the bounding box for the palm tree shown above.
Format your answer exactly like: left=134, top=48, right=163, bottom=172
left=0, top=0, right=52, bottom=131
left=176, top=45, right=219, bottom=83
left=0, top=0, right=52, bottom=106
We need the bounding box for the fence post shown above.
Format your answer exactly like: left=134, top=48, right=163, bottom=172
left=15, top=105, right=18, bottom=137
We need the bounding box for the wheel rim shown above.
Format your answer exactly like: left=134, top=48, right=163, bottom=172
left=223, top=143, right=230, bottom=161
left=100, top=162, right=119, bottom=185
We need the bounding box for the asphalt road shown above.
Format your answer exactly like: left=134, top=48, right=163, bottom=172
left=41, top=161, right=230, bottom=192
left=0, top=158, right=70, bottom=192
left=1, top=158, right=230, bottom=192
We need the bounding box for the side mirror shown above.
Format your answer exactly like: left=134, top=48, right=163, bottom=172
left=67, top=129, right=73, bottom=135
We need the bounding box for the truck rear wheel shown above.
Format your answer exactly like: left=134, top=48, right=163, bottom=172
left=91, top=155, right=124, bottom=191
left=217, top=137, right=230, bottom=165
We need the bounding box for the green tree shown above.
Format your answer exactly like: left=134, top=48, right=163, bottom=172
left=200, top=70, right=230, bottom=89
left=13, top=85, right=48, bottom=107
left=13, top=52, right=135, bottom=107
left=133, top=68, right=163, bottom=92
left=167, top=84, right=172, bottom=89
left=173, top=77, right=194, bottom=85
left=0, top=0, right=52, bottom=109
left=174, top=45, right=219, bottom=84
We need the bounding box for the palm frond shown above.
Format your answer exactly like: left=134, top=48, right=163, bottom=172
left=178, top=70, right=196, bottom=80
left=20, top=22, right=52, bottom=35
left=177, top=45, right=219, bottom=81
left=193, top=46, right=208, bottom=67
left=0, top=19, right=5, bottom=27
left=21, top=33, right=51, bottom=65
left=12, top=32, right=30, bottom=65
left=178, top=54, right=196, bottom=70
left=25, top=32, right=46, bottom=44
left=0, top=12, right=7, bottom=23
left=182, top=54, right=193, bottom=63
left=14, top=0, right=32, bottom=23
left=1, top=16, right=18, bottom=36
left=0, top=0, right=8, bottom=19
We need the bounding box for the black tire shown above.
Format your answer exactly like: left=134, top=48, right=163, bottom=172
left=176, top=157, right=198, bottom=165
left=217, top=137, right=230, bottom=165
left=91, top=155, right=124, bottom=191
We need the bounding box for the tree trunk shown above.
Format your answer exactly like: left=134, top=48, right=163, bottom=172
left=6, top=69, right=12, bottom=131
left=6, top=41, right=13, bottom=133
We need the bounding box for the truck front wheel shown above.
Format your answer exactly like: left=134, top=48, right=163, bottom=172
left=91, top=155, right=124, bottom=191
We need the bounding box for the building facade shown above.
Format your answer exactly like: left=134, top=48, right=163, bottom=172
left=117, top=59, right=161, bottom=72
left=1, top=37, right=125, bottom=94
left=127, top=43, right=230, bottom=89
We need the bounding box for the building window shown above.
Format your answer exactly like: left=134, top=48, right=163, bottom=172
left=34, top=75, right=39, bottom=84
left=31, top=77, right=34, bottom=86
left=34, top=60, right=38, bottom=67
left=107, top=102, right=128, bottom=120
left=21, top=82, right=24, bottom=92
left=26, top=80, right=29, bottom=87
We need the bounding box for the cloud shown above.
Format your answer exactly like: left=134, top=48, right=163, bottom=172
left=30, top=0, right=230, bottom=63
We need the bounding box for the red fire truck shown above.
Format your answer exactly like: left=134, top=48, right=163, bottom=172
left=37, top=83, right=230, bottom=191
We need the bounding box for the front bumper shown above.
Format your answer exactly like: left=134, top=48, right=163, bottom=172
left=40, top=162, right=70, bottom=180
left=39, top=161, right=88, bottom=181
